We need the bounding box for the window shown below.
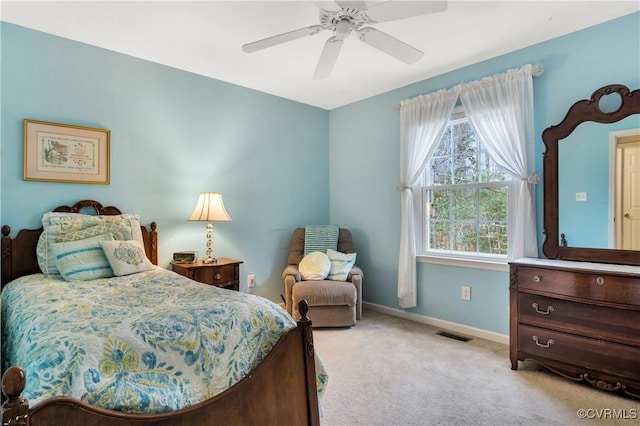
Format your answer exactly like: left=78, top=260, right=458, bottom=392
left=421, top=108, right=510, bottom=259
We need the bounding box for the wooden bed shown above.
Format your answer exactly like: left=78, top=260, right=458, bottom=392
left=1, top=200, right=320, bottom=426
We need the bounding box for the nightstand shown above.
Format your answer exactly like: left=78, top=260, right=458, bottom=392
left=171, top=258, right=243, bottom=291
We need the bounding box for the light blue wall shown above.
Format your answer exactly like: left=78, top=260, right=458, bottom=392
left=0, top=23, right=330, bottom=301
left=329, top=12, right=640, bottom=335
left=2, top=13, right=639, bottom=336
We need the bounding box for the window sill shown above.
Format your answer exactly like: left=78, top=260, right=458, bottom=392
left=417, top=254, right=509, bottom=272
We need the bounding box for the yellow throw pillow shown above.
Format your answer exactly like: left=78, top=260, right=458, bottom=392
left=299, top=251, right=331, bottom=280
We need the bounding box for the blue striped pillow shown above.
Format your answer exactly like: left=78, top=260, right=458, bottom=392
left=304, top=225, right=339, bottom=256
left=326, top=249, right=357, bottom=281
left=50, top=233, right=115, bottom=281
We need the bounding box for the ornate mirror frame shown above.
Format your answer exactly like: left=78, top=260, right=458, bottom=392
left=541, top=84, right=640, bottom=265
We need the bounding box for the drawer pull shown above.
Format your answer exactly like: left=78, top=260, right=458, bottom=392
left=533, top=275, right=542, bottom=283
left=531, top=303, right=554, bottom=315
left=215, top=273, right=222, bottom=280
left=596, top=276, right=605, bottom=285
left=532, top=335, right=554, bottom=348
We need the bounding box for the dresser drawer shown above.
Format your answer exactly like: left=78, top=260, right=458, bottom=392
left=518, top=324, right=640, bottom=380
left=518, top=293, right=640, bottom=345
left=517, top=266, right=640, bottom=305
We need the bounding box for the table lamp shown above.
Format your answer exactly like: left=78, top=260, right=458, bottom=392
left=188, top=192, right=232, bottom=263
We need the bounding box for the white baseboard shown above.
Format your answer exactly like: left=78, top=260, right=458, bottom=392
left=363, top=301, right=509, bottom=345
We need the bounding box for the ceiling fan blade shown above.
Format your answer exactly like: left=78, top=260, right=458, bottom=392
left=366, top=1, right=447, bottom=23
left=357, top=27, right=423, bottom=64
left=313, top=36, right=344, bottom=80
left=312, top=1, right=341, bottom=11
left=335, top=1, right=371, bottom=10
left=242, top=25, right=323, bottom=53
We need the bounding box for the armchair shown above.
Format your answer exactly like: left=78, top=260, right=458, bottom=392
left=282, top=227, right=363, bottom=327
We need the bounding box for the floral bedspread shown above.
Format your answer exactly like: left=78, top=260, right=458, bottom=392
left=1, top=268, right=327, bottom=413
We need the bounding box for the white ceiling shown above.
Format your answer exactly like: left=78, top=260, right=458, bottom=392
left=1, top=1, right=638, bottom=110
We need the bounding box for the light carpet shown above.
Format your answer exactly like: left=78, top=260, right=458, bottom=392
left=313, top=308, right=640, bottom=426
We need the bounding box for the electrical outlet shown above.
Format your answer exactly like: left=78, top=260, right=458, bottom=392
left=461, top=285, right=471, bottom=301
left=247, top=274, right=256, bottom=288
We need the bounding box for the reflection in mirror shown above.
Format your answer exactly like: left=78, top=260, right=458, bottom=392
left=614, top=128, right=640, bottom=250
left=542, top=84, right=640, bottom=265
left=558, top=117, right=640, bottom=249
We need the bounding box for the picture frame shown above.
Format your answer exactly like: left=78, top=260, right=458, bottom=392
left=23, top=119, right=110, bottom=184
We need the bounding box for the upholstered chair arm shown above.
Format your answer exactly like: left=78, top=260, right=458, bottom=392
left=282, top=265, right=301, bottom=281
left=348, top=265, right=363, bottom=280
left=348, top=265, right=363, bottom=321
left=282, top=265, right=301, bottom=316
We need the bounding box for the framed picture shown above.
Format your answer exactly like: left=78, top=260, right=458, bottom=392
left=23, top=119, right=110, bottom=184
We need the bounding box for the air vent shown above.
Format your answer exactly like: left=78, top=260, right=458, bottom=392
left=436, top=331, right=472, bottom=342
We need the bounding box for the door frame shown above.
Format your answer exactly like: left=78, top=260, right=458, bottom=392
left=609, top=128, right=640, bottom=248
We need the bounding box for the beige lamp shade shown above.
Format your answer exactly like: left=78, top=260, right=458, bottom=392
left=188, top=192, right=231, bottom=263
left=188, top=192, right=232, bottom=222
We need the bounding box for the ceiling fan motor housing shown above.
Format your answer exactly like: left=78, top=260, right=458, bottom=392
left=320, top=6, right=374, bottom=39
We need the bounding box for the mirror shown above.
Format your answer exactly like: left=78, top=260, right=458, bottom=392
left=542, top=84, right=640, bottom=265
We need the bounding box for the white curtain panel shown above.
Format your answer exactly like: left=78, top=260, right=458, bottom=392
left=397, top=89, right=458, bottom=308
left=397, top=64, right=542, bottom=309
left=459, top=64, right=539, bottom=260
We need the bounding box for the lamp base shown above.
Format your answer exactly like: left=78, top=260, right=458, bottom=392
left=202, top=223, right=217, bottom=264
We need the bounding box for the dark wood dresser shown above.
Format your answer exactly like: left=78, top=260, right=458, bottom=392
left=510, top=258, right=640, bottom=398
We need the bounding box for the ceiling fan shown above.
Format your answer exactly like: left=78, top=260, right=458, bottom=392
left=242, top=1, right=448, bottom=79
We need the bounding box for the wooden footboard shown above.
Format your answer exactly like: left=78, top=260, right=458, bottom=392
left=2, top=301, right=320, bottom=426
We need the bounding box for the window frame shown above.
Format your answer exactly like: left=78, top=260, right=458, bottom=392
left=417, top=107, right=511, bottom=271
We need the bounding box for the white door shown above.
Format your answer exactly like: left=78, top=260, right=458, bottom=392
left=616, top=136, right=640, bottom=250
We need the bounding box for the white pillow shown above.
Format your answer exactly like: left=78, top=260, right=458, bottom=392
left=326, top=249, right=357, bottom=281
left=299, top=251, right=331, bottom=281
left=100, top=240, right=154, bottom=276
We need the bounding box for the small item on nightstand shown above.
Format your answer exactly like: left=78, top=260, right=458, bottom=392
left=173, top=251, right=198, bottom=263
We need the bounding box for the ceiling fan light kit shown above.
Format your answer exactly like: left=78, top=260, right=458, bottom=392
left=242, top=1, right=448, bottom=79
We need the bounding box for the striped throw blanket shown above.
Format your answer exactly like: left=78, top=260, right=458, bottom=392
left=304, top=225, right=339, bottom=255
